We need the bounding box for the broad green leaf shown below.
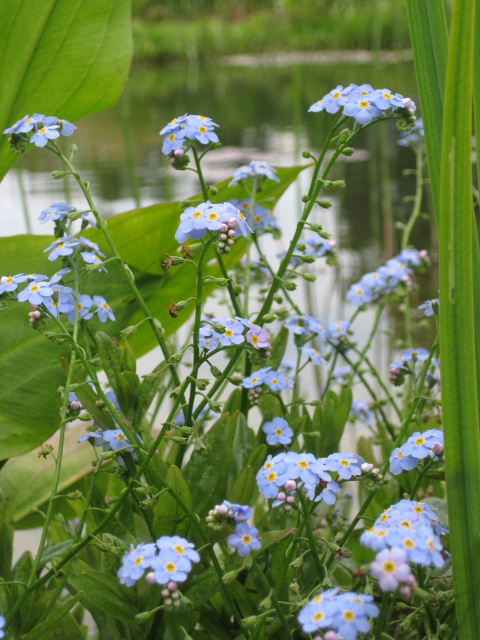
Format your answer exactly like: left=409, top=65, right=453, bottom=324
left=183, top=413, right=234, bottom=519
left=227, top=412, right=254, bottom=494
left=95, top=331, right=124, bottom=407
left=268, top=326, right=289, bottom=371
left=24, top=591, right=84, bottom=640
left=246, top=444, right=268, bottom=474
left=0, top=424, right=98, bottom=526
left=227, top=466, right=255, bottom=506
left=0, top=0, right=132, bottom=182
left=68, top=560, right=140, bottom=630
left=318, top=388, right=352, bottom=456
left=153, top=464, right=192, bottom=537
left=0, top=498, right=13, bottom=580
left=438, top=0, right=480, bottom=637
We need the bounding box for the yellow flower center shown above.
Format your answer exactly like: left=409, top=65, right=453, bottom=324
left=242, top=534, right=252, bottom=545
left=134, top=557, right=143, bottom=566
left=313, top=612, right=325, bottom=622
left=400, top=520, right=412, bottom=529
left=317, top=99, right=323, bottom=105
left=30, top=285, right=39, bottom=293
left=208, top=212, right=218, bottom=220
left=165, top=562, right=176, bottom=573
left=102, top=303, right=109, bottom=310
left=275, top=428, right=283, bottom=436
left=380, top=514, right=388, bottom=523
left=204, top=341, right=211, bottom=347
left=397, top=450, right=403, bottom=459
left=264, top=462, right=272, bottom=471
left=313, top=349, right=319, bottom=355
left=170, top=118, right=177, bottom=124
left=198, top=126, right=207, bottom=134
left=267, top=472, right=277, bottom=482
left=340, top=459, right=349, bottom=467
left=332, top=91, right=341, bottom=99
left=6, top=277, right=13, bottom=284
left=193, top=210, right=202, bottom=219
left=359, top=100, right=369, bottom=109
left=174, top=545, right=184, bottom=555
left=428, top=539, right=435, bottom=551
left=413, top=506, right=423, bottom=514
left=239, top=212, right=246, bottom=221
left=383, top=93, right=392, bottom=99
left=168, top=133, right=176, bottom=142
left=312, top=595, right=323, bottom=603
left=255, top=215, right=262, bottom=223
left=404, top=539, right=415, bottom=549
left=356, top=288, right=363, bottom=295
left=343, top=610, right=355, bottom=622
left=377, top=530, right=387, bottom=538
left=117, top=434, right=126, bottom=441
left=415, top=437, right=425, bottom=446
left=383, top=561, right=396, bottom=573
left=25, top=118, right=32, bottom=124
left=251, top=335, right=259, bottom=344
left=38, top=127, right=47, bottom=134
left=251, top=377, right=258, bottom=384
left=298, top=460, right=308, bottom=469
left=271, top=378, right=278, bottom=385
left=223, top=330, right=233, bottom=338
left=57, top=243, right=65, bottom=250
left=51, top=300, right=58, bottom=308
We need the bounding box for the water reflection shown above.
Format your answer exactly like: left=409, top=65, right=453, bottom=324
left=0, top=58, right=438, bottom=363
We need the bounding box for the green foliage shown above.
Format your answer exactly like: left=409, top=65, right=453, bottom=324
left=153, top=465, right=192, bottom=537
left=0, top=0, right=132, bottom=182
left=23, top=591, right=84, bottom=640
left=436, top=0, right=480, bottom=636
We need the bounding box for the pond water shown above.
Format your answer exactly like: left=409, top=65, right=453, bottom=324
left=0, top=56, right=438, bottom=363
left=1, top=55, right=441, bottom=566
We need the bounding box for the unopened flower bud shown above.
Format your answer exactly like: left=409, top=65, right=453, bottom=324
left=32, top=310, right=41, bottom=319
left=220, top=223, right=228, bottom=232
left=400, top=586, right=411, bottom=598
left=218, top=504, right=228, bottom=515
left=277, top=492, right=286, bottom=501
left=286, top=496, right=295, bottom=504
left=284, top=505, right=291, bottom=513
left=70, top=401, right=80, bottom=411
left=227, top=229, right=236, bottom=238
left=228, top=218, right=238, bottom=228
left=146, top=573, right=156, bottom=585
left=324, top=632, right=337, bottom=640
left=372, top=468, right=380, bottom=476
left=167, top=581, right=177, bottom=591
left=255, top=386, right=262, bottom=393
left=164, top=598, right=172, bottom=606
left=361, top=463, right=373, bottom=473
left=169, top=157, right=175, bottom=165
left=285, top=480, right=296, bottom=492
left=220, top=233, right=227, bottom=241
left=218, top=242, right=225, bottom=249
left=402, top=97, right=413, bottom=109
left=172, top=592, right=180, bottom=600
left=406, top=575, right=416, bottom=586
left=431, top=442, right=444, bottom=455
left=174, top=148, right=184, bottom=157
left=227, top=239, right=234, bottom=246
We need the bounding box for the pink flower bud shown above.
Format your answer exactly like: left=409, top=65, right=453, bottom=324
left=164, top=598, right=172, bottom=606
left=277, top=492, right=286, bottom=501
left=146, top=572, right=156, bottom=585
left=406, top=575, right=416, bottom=586
left=167, top=581, right=177, bottom=591
left=324, top=632, right=337, bottom=640
left=70, top=401, right=80, bottom=411
left=284, top=505, right=291, bottom=513
left=227, top=239, right=234, bottom=246
left=402, top=97, right=413, bottom=108
left=286, top=496, right=295, bottom=504
left=218, top=242, right=225, bottom=249
left=227, top=229, right=236, bottom=238
left=361, top=463, right=373, bottom=473
left=172, top=592, right=180, bottom=600
left=32, top=310, right=41, bottom=319
left=256, top=386, right=262, bottom=393
left=174, top=148, right=184, bottom=157
left=431, top=442, right=444, bottom=455
left=220, top=223, right=228, bottom=232
left=419, top=249, right=428, bottom=258
left=284, top=480, right=296, bottom=492
left=220, top=234, right=227, bottom=241
left=161, top=588, right=169, bottom=597
left=400, top=586, right=411, bottom=598
left=169, top=158, right=175, bottom=165
left=372, top=468, right=380, bottom=476
left=218, top=504, right=228, bottom=515
left=228, top=217, right=238, bottom=229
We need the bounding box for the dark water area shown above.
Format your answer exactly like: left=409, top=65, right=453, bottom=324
left=1, top=56, right=439, bottom=353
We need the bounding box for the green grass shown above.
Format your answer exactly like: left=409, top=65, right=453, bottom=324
left=131, top=3, right=411, bottom=62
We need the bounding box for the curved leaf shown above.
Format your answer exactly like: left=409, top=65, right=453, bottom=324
left=0, top=0, right=132, bottom=181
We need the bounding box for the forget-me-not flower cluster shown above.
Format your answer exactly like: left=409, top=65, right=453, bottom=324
left=160, top=114, right=219, bottom=155
left=309, top=84, right=415, bottom=125
left=3, top=114, right=76, bottom=147
left=229, top=161, right=279, bottom=187
left=389, top=428, right=444, bottom=476
left=298, top=588, right=379, bottom=639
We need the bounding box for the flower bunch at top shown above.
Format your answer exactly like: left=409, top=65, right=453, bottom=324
left=118, top=535, right=200, bottom=588
left=346, top=248, right=429, bottom=306
left=230, top=198, right=279, bottom=233
left=361, top=500, right=447, bottom=590
left=242, top=366, right=294, bottom=393
left=199, top=316, right=270, bottom=352
left=308, top=83, right=415, bottom=126
left=398, top=118, right=424, bottom=147
left=229, top=161, right=279, bottom=187
left=3, top=114, right=76, bottom=148
left=389, top=428, right=443, bottom=476
left=298, top=589, right=379, bottom=638
left=256, top=450, right=365, bottom=505
left=302, top=234, right=337, bottom=261
left=160, top=114, right=219, bottom=156
left=350, top=399, right=376, bottom=427
left=175, top=201, right=251, bottom=250
left=0, top=271, right=114, bottom=325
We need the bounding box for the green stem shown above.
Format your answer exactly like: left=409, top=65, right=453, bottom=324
left=409, top=458, right=437, bottom=500
left=16, top=165, right=31, bottom=234
left=243, top=180, right=257, bottom=317
left=251, top=558, right=292, bottom=640
left=297, top=490, right=324, bottom=581
left=375, top=594, right=390, bottom=640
